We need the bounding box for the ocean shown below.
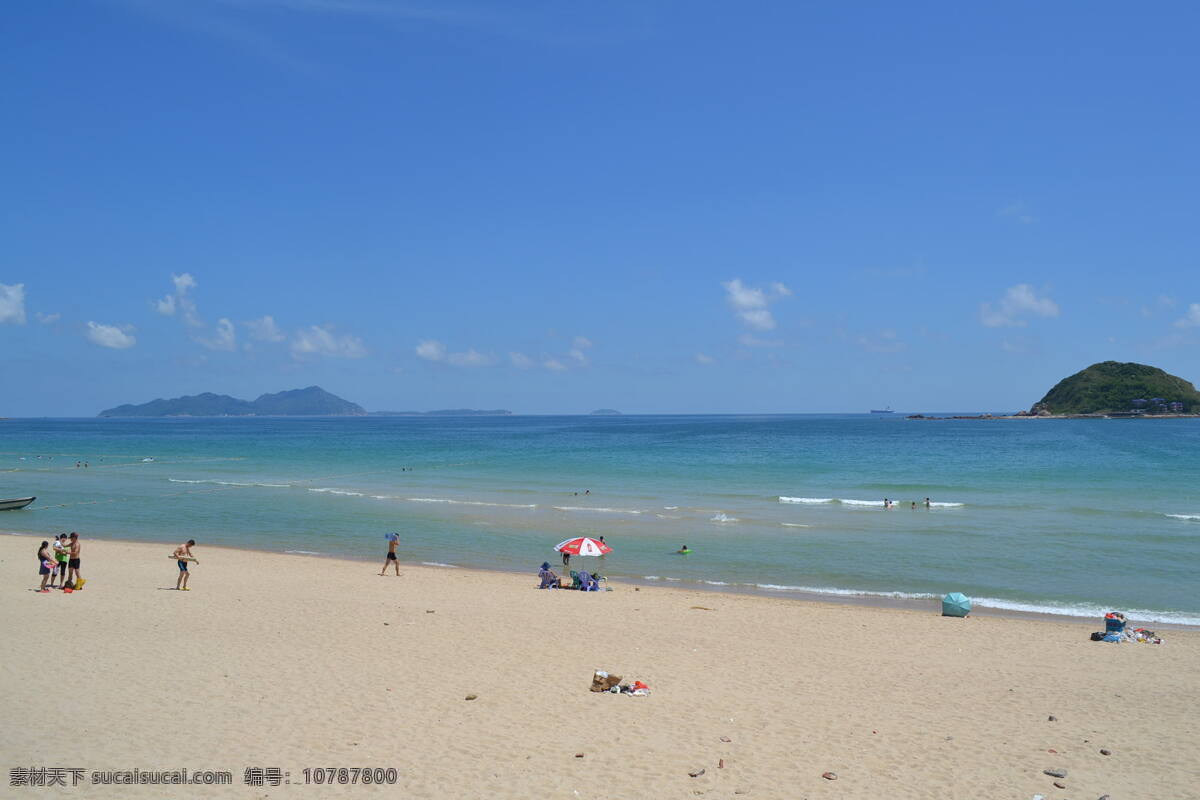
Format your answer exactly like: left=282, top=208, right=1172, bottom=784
left=3, top=415, right=1198, bottom=625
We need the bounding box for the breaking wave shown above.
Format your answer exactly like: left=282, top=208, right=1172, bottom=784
left=553, top=506, right=642, bottom=515
left=408, top=497, right=536, bottom=509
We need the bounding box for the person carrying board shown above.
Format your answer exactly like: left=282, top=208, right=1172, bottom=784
left=172, top=540, right=198, bottom=591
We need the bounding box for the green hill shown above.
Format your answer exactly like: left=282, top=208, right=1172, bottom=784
left=99, top=386, right=366, bottom=417
left=1033, top=362, right=1200, bottom=415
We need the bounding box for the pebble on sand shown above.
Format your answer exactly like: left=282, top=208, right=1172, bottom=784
left=465, top=694, right=478, bottom=701
left=1047, top=715, right=1057, bottom=722
left=720, top=736, right=732, bottom=743
left=822, top=772, right=837, bottom=780
left=688, top=768, right=706, bottom=778
left=1043, top=769, right=1067, bottom=778
left=1100, top=748, right=1112, bottom=755
left=1053, top=781, right=1066, bottom=789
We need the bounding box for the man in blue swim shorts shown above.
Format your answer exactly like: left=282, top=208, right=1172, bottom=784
left=172, top=539, right=198, bottom=591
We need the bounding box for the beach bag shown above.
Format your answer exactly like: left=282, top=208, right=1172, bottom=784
left=74, top=578, right=86, bottom=590
left=63, top=579, right=75, bottom=590
left=1090, top=632, right=1106, bottom=641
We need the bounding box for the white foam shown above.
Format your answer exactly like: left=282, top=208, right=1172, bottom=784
left=703, top=580, right=730, bottom=586
left=664, top=577, right=681, bottom=581
left=779, top=496, right=833, bottom=504
left=284, top=549, right=322, bottom=555
left=407, top=497, right=536, bottom=509
left=781, top=522, right=811, bottom=528
left=710, top=513, right=739, bottom=523
left=663, top=506, right=679, bottom=510
left=754, top=583, right=934, bottom=599
left=643, top=575, right=660, bottom=580
left=553, top=506, right=641, bottom=515
left=656, top=514, right=682, bottom=520
left=840, top=498, right=886, bottom=507
left=421, top=562, right=456, bottom=568
left=309, top=488, right=364, bottom=496
left=1165, top=513, right=1200, bottom=522
left=168, top=478, right=289, bottom=488
left=928, top=501, right=964, bottom=508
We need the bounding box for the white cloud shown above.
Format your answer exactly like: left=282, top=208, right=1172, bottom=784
left=1174, top=303, right=1200, bottom=329
left=572, top=336, right=592, bottom=349
left=738, top=333, right=783, bottom=348
left=0, top=283, right=27, bottom=325
left=997, top=202, right=1036, bottom=225
left=291, top=324, right=366, bottom=359
left=447, top=348, right=492, bottom=367
left=200, top=318, right=237, bottom=351
left=856, top=329, right=906, bottom=354
left=695, top=352, right=715, bottom=364
left=416, top=339, right=447, bottom=361
left=245, top=315, right=286, bottom=342
left=722, top=279, right=790, bottom=331
left=979, top=284, right=1060, bottom=328
left=85, top=321, right=136, bottom=349
left=543, top=358, right=567, bottom=371
left=155, top=272, right=202, bottom=326
left=416, top=339, right=493, bottom=366
left=509, top=352, right=535, bottom=369
left=35, top=311, right=61, bottom=324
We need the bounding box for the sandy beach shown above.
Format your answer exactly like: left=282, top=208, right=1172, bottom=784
left=1, top=534, right=1197, bottom=799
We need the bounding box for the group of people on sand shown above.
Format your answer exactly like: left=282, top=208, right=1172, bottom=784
left=883, top=497, right=933, bottom=510
left=36, top=532, right=82, bottom=592
left=34, top=533, right=200, bottom=592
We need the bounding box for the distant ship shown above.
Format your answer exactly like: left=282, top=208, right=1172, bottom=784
left=869, top=407, right=894, bottom=414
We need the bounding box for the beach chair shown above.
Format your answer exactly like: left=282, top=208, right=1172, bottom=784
left=579, top=570, right=600, bottom=592
left=1104, top=613, right=1126, bottom=635
left=569, top=570, right=582, bottom=590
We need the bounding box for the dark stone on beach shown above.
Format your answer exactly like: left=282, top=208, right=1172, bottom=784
left=1053, top=781, right=1066, bottom=789
left=720, top=736, right=732, bottom=743
left=1100, top=749, right=1112, bottom=755
left=822, top=772, right=837, bottom=780
left=1098, top=795, right=1110, bottom=799
left=1048, top=715, right=1057, bottom=721
left=383, top=622, right=389, bottom=626
left=689, top=768, right=705, bottom=777
left=718, top=759, right=725, bottom=769
left=465, top=694, right=478, bottom=701
left=734, top=790, right=749, bottom=795
left=1044, top=769, right=1067, bottom=778
left=426, top=610, right=435, bottom=613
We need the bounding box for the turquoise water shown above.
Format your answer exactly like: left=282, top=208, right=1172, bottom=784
left=2, top=415, right=1198, bottom=624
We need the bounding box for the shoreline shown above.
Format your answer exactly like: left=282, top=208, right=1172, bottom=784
left=3, top=533, right=1195, bottom=798
left=6, top=527, right=1194, bottom=631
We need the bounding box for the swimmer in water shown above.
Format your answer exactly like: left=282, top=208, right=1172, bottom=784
left=924, top=497, right=931, bottom=508
left=677, top=544, right=691, bottom=555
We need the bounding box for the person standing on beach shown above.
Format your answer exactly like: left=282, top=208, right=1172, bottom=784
left=37, top=541, right=55, bottom=592
left=65, top=532, right=82, bottom=589
left=380, top=533, right=400, bottom=576
left=52, top=534, right=68, bottom=588
left=172, top=540, right=198, bottom=590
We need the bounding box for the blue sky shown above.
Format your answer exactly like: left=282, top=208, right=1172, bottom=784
left=3, top=1, right=1199, bottom=416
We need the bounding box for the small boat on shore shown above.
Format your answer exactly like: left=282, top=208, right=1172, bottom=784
left=0, top=496, right=36, bottom=510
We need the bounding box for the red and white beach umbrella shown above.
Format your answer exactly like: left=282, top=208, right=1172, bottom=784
left=553, top=536, right=612, bottom=557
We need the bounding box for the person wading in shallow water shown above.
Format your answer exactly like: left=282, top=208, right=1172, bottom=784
left=380, top=533, right=401, bottom=576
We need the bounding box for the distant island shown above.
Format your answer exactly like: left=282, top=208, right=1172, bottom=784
left=1022, top=361, right=1200, bottom=416
left=99, top=387, right=366, bottom=417
left=369, top=409, right=513, bottom=417
left=589, top=409, right=622, bottom=416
